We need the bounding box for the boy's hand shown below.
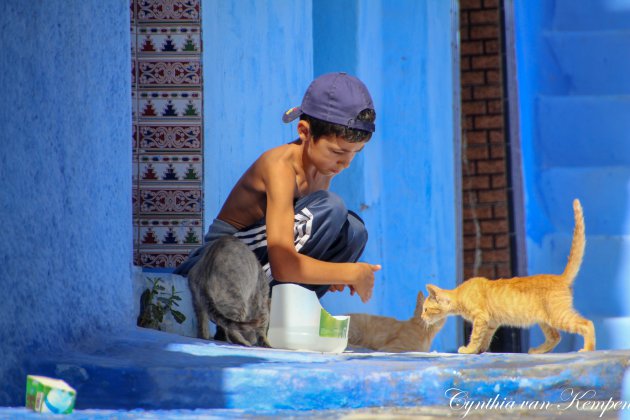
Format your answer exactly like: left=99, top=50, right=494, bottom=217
left=352, top=263, right=381, bottom=303
left=328, top=285, right=357, bottom=296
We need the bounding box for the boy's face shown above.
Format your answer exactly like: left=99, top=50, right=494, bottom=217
left=307, top=134, right=365, bottom=176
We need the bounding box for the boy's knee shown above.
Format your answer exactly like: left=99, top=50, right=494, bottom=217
left=347, top=211, right=368, bottom=249
left=299, top=190, right=347, bottom=226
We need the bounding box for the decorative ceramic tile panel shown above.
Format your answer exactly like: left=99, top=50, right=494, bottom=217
left=132, top=0, right=203, bottom=269
left=137, top=0, right=200, bottom=21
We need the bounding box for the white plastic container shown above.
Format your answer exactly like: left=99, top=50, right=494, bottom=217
left=267, top=284, right=350, bottom=353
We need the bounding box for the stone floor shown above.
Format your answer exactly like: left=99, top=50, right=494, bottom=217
left=7, top=327, right=629, bottom=418
left=0, top=404, right=625, bottom=419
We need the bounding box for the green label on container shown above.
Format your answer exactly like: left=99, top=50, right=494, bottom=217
left=25, top=375, right=76, bottom=414
left=319, top=308, right=349, bottom=338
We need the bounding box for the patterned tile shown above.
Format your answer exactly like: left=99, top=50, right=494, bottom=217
left=137, top=92, right=202, bottom=120
left=137, top=124, right=202, bottom=150
left=132, top=0, right=203, bottom=268
left=137, top=60, right=201, bottom=87
left=138, top=224, right=203, bottom=246
left=139, top=188, right=202, bottom=213
left=137, top=27, right=201, bottom=54
left=137, top=0, right=200, bottom=22
left=136, top=159, right=202, bottom=183
left=138, top=250, right=190, bottom=268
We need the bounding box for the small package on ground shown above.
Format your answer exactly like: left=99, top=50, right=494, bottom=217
left=25, top=375, right=76, bottom=414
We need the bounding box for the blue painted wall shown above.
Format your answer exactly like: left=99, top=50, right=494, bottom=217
left=0, top=0, right=132, bottom=404
left=0, top=2, right=459, bottom=407
left=202, top=0, right=460, bottom=352
left=514, top=0, right=630, bottom=350
left=201, top=0, right=313, bottom=224
left=342, top=0, right=459, bottom=353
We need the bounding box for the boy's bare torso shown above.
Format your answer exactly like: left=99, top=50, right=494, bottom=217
left=217, top=140, right=331, bottom=230
left=211, top=125, right=378, bottom=301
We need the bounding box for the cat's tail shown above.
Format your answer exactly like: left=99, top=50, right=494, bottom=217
left=562, top=199, right=586, bottom=283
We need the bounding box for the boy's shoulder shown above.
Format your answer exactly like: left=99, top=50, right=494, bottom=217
left=255, top=142, right=300, bottom=170
left=244, top=142, right=301, bottom=189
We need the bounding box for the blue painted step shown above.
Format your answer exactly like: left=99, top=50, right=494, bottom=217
left=537, top=95, right=630, bottom=167
left=553, top=0, right=630, bottom=31
left=527, top=231, right=630, bottom=319
left=536, top=166, right=630, bottom=235
left=24, top=328, right=630, bottom=410
left=544, top=31, right=630, bottom=95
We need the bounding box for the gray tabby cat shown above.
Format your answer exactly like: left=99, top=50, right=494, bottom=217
left=187, top=235, right=271, bottom=347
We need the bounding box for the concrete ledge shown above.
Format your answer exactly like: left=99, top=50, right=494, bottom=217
left=23, top=327, right=630, bottom=411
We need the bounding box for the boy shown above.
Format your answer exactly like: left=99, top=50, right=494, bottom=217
left=175, top=72, right=381, bottom=342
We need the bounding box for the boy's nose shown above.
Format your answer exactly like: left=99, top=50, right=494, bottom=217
left=339, top=157, right=352, bottom=168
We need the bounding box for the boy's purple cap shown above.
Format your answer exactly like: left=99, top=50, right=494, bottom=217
left=282, top=72, right=375, bottom=133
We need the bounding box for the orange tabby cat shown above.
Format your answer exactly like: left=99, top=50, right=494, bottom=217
left=422, top=199, right=595, bottom=354
left=347, top=291, right=446, bottom=352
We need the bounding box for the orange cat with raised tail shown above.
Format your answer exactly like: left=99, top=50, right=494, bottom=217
left=422, top=199, right=595, bottom=354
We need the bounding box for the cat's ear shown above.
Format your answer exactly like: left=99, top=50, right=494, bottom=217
left=427, top=284, right=452, bottom=305
left=413, top=291, right=426, bottom=318
left=427, top=284, right=441, bottom=298
left=416, top=290, right=425, bottom=304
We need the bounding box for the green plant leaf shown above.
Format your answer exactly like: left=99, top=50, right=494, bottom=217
left=171, top=310, right=186, bottom=324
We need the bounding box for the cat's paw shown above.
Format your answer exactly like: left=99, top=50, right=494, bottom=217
left=458, top=346, right=479, bottom=354
left=257, top=333, right=272, bottom=348
left=529, top=343, right=558, bottom=354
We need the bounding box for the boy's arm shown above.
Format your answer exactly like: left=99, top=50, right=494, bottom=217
left=262, top=160, right=379, bottom=302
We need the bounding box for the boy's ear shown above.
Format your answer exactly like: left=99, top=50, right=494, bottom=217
left=297, top=120, right=311, bottom=142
